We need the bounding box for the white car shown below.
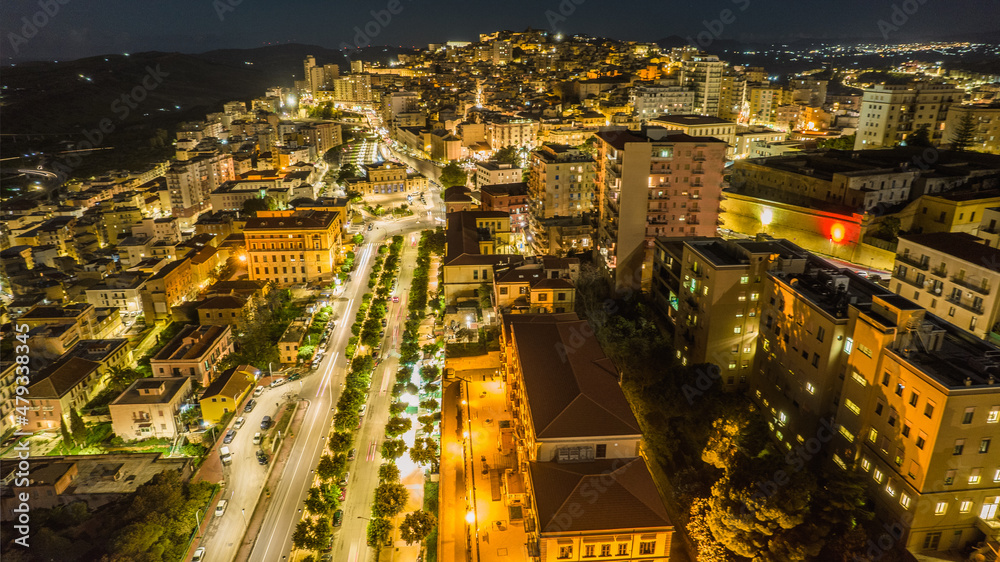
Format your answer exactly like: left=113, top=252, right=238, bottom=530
left=253, top=432, right=262, bottom=445
left=270, top=378, right=286, bottom=388
left=192, top=547, right=206, bottom=562
left=233, top=417, right=245, bottom=429
left=253, top=385, right=264, bottom=397
left=215, top=499, right=227, bottom=516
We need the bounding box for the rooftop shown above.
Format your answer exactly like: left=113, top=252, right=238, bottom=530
left=110, top=377, right=190, bottom=406
left=652, top=114, right=735, bottom=126
left=529, top=458, right=672, bottom=533
left=244, top=209, right=338, bottom=231
left=152, top=325, right=231, bottom=362
left=509, top=316, right=640, bottom=439
left=202, top=365, right=258, bottom=400
left=2, top=454, right=191, bottom=496
left=772, top=256, right=893, bottom=320
left=898, top=232, right=1000, bottom=267
left=480, top=182, right=529, bottom=198
left=20, top=303, right=93, bottom=321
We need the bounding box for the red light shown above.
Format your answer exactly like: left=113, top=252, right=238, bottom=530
left=830, top=223, right=846, bottom=243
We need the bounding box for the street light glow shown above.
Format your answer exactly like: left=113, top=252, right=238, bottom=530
left=466, top=510, right=476, bottom=524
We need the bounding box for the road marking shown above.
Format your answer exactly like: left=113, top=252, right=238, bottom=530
left=367, top=440, right=377, bottom=462
left=348, top=543, right=359, bottom=562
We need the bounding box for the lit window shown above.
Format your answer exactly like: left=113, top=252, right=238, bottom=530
left=838, top=426, right=855, bottom=443
left=860, top=457, right=871, bottom=471
left=885, top=481, right=897, bottom=497
left=969, top=468, right=982, bottom=484
left=806, top=382, right=815, bottom=395
left=844, top=337, right=853, bottom=355
left=934, top=502, right=947, bottom=515
left=944, top=470, right=956, bottom=485
left=778, top=411, right=787, bottom=425
left=734, top=326, right=742, bottom=334
left=845, top=399, right=861, bottom=415
left=873, top=468, right=884, bottom=483
left=868, top=428, right=878, bottom=443
left=988, top=406, right=1000, bottom=424
left=750, top=292, right=759, bottom=301
left=852, top=372, right=867, bottom=386
left=740, top=275, right=749, bottom=284
left=900, top=494, right=911, bottom=509
left=960, top=500, right=973, bottom=513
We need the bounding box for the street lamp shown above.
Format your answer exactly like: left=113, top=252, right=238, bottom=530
left=241, top=508, right=248, bottom=528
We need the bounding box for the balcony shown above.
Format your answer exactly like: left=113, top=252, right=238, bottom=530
left=931, top=266, right=947, bottom=278
left=897, top=274, right=924, bottom=289
left=896, top=254, right=929, bottom=271
left=946, top=295, right=985, bottom=315
left=693, top=155, right=706, bottom=162
left=952, top=275, right=990, bottom=295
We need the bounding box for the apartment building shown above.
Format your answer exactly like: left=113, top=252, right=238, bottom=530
left=25, top=339, right=132, bottom=431
left=855, top=83, right=964, bottom=150
left=140, top=257, right=195, bottom=323
left=651, top=237, right=809, bottom=387
left=650, top=115, right=737, bottom=159
left=480, top=182, right=529, bottom=235
left=443, top=210, right=519, bottom=304
left=165, top=152, right=236, bottom=220
left=527, top=144, right=597, bottom=223
left=131, top=217, right=182, bottom=244
left=492, top=256, right=579, bottom=314
left=718, top=72, right=746, bottom=122
left=196, top=295, right=254, bottom=328
left=733, top=127, right=788, bottom=160
left=150, top=324, right=234, bottom=387
left=833, top=294, right=1000, bottom=555
left=348, top=162, right=428, bottom=195
left=943, top=104, right=1000, bottom=155
left=279, top=320, right=309, bottom=365
left=594, top=127, right=728, bottom=292
left=85, top=272, right=150, bottom=319
left=752, top=259, right=891, bottom=449
left=747, top=85, right=791, bottom=125
left=109, top=377, right=192, bottom=441
left=245, top=209, right=343, bottom=287
left=891, top=233, right=1000, bottom=341
left=978, top=208, right=1000, bottom=249
left=0, top=363, right=18, bottom=438
left=20, top=303, right=99, bottom=339
left=631, top=85, right=696, bottom=119
left=476, top=162, right=522, bottom=187
left=500, top=313, right=674, bottom=561
left=680, top=53, right=724, bottom=117
left=487, top=118, right=539, bottom=150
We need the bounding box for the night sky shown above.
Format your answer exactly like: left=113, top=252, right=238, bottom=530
left=3, top=0, right=999, bottom=62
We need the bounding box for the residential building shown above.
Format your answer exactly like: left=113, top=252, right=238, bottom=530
left=140, top=257, right=195, bottom=322
left=199, top=365, right=259, bottom=424
left=492, top=256, right=579, bottom=314
left=527, top=144, right=597, bottom=222
left=891, top=233, right=1000, bottom=341
left=245, top=209, right=343, bottom=287
left=594, top=127, right=728, bottom=292
left=279, top=320, right=309, bottom=365
left=0, top=363, right=18, bottom=438
left=476, top=162, right=522, bottom=187
left=650, top=115, right=737, bottom=159
left=196, top=295, right=254, bottom=327
left=752, top=259, right=891, bottom=450
left=652, top=237, right=809, bottom=386
left=487, top=118, right=539, bottom=150
left=348, top=162, right=428, bottom=195
left=631, top=85, right=696, bottom=119
left=25, top=339, right=132, bottom=431
left=855, top=83, right=964, bottom=150
left=680, top=53, right=724, bottom=117
left=499, top=313, right=674, bottom=561
left=733, top=127, right=788, bottom=160
left=150, top=324, right=234, bottom=387
left=978, top=207, right=1000, bottom=248
left=833, top=293, right=1000, bottom=555
left=19, top=303, right=99, bottom=339
left=747, top=84, right=791, bottom=125
left=443, top=210, right=519, bottom=304
left=166, top=152, right=236, bottom=221
left=480, top=182, right=530, bottom=236
left=85, top=272, right=149, bottom=319
left=131, top=217, right=182, bottom=244
left=109, top=377, right=192, bottom=441
left=943, top=104, right=1000, bottom=154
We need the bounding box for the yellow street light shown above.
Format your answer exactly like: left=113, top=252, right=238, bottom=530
left=466, top=511, right=475, bottom=524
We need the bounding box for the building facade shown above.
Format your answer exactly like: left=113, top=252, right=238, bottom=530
left=245, top=209, right=343, bottom=287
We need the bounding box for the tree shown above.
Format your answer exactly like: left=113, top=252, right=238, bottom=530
left=409, top=437, right=440, bottom=471
left=329, top=432, right=353, bottom=454
left=338, top=162, right=359, bottom=183
left=419, top=398, right=439, bottom=410
left=304, top=487, right=328, bottom=514
left=493, top=146, right=519, bottom=166
left=316, top=454, right=340, bottom=481
left=399, top=510, right=437, bottom=545
left=384, top=416, right=412, bottom=438
left=378, top=462, right=400, bottom=483
left=381, top=438, right=407, bottom=459
left=59, top=417, right=74, bottom=447
left=439, top=162, right=467, bottom=188
left=950, top=110, right=977, bottom=151
left=905, top=125, right=932, bottom=147
left=373, top=481, right=409, bottom=518
left=817, top=134, right=856, bottom=151
left=366, top=516, right=393, bottom=547
left=478, top=280, right=492, bottom=310
left=69, top=409, right=87, bottom=445
left=242, top=196, right=277, bottom=214
left=292, top=519, right=315, bottom=549
left=107, top=366, right=144, bottom=392
left=420, top=364, right=440, bottom=383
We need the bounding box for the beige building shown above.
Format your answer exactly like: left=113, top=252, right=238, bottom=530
left=944, top=104, right=1000, bottom=154
left=443, top=211, right=518, bottom=304
left=892, top=233, right=1000, bottom=340
left=833, top=293, right=1000, bottom=556
left=245, top=209, right=343, bottom=287
left=680, top=53, right=724, bottom=117
left=200, top=365, right=258, bottom=424
left=652, top=237, right=809, bottom=388
left=500, top=313, right=674, bottom=561
left=150, top=324, right=234, bottom=387
left=109, top=377, right=192, bottom=441
left=348, top=162, right=428, bottom=195
left=855, top=83, right=963, bottom=150
left=650, top=115, right=737, bottom=159
left=594, top=127, right=728, bottom=292
left=166, top=152, right=235, bottom=221
left=492, top=256, right=579, bottom=315
left=528, top=144, right=597, bottom=221
left=476, top=161, right=522, bottom=187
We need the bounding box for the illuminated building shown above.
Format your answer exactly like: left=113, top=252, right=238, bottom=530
left=244, top=209, right=343, bottom=287
left=855, top=83, right=963, bottom=150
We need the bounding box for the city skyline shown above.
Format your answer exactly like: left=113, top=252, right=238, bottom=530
left=3, top=0, right=1000, bottom=62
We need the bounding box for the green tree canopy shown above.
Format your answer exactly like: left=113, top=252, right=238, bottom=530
left=399, top=510, right=437, bottom=545
left=380, top=438, right=407, bottom=460
left=373, top=481, right=409, bottom=518
left=950, top=110, right=977, bottom=151
left=492, top=147, right=519, bottom=166
left=439, top=162, right=468, bottom=188
left=905, top=125, right=932, bottom=148
left=366, top=517, right=393, bottom=547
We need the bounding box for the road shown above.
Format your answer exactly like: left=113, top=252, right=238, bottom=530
left=244, top=171, right=444, bottom=562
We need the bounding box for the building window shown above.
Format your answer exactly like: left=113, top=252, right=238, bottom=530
left=944, top=470, right=956, bottom=485
left=806, top=382, right=815, bottom=395
left=954, top=439, right=965, bottom=455
left=734, top=326, right=742, bottom=334
left=900, top=493, right=911, bottom=509
left=873, top=468, right=884, bottom=483
left=988, top=406, right=1000, bottom=424
left=885, top=480, right=897, bottom=497
left=617, top=544, right=628, bottom=556
left=558, top=546, right=573, bottom=559
left=639, top=541, right=655, bottom=555
left=740, top=275, right=749, bottom=284
left=970, top=468, right=982, bottom=484
left=584, top=545, right=595, bottom=557
left=934, top=502, right=948, bottom=516
left=960, top=500, right=974, bottom=513
left=816, top=327, right=825, bottom=342
left=600, top=545, right=611, bottom=557
left=845, top=399, right=861, bottom=415
left=861, top=457, right=871, bottom=471
left=980, top=439, right=991, bottom=454
left=909, top=391, right=919, bottom=407
left=596, top=444, right=606, bottom=458
left=852, top=372, right=866, bottom=386
left=916, top=432, right=926, bottom=449
left=963, top=407, right=975, bottom=424
left=868, top=428, right=878, bottom=443
left=923, top=532, right=942, bottom=549
left=924, top=401, right=935, bottom=419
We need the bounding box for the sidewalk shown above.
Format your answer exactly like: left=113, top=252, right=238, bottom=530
left=439, top=381, right=469, bottom=562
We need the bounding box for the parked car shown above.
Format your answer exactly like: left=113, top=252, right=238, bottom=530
left=359, top=405, right=366, bottom=416
left=347, top=448, right=356, bottom=461
left=260, top=416, right=272, bottom=430
left=192, top=547, right=206, bottom=562
left=270, top=378, right=285, bottom=388
left=338, top=488, right=347, bottom=502
left=256, top=450, right=268, bottom=465
left=333, top=510, right=344, bottom=527
left=391, top=296, right=399, bottom=303
left=288, top=372, right=301, bottom=381
left=233, top=417, right=246, bottom=429
left=380, top=318, right=387, bottom=327
left=253, top=432, right=262, bottom=445
left=338, top=472, right=349, bottom=487
left=223, top=430, right=236, bottom=444
left=215, top=499, right=227, bottom=517
left=253, top=386, right=264, bottom=397
left=244, top=399, right=256, bottom=413
left=219, top=446, right=232, bottom=465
